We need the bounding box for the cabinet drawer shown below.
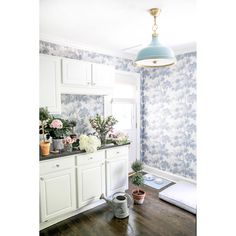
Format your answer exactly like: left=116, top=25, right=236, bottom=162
left=40, top=156, right=75, bottom=175
left=106, top=146, right=129, bottom=160
left=77, top=150, right=105, bottom=166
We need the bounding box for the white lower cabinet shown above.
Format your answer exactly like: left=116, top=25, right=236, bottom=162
left=77, top=161, right=105, bottom=208
left=106, top=147, right=129, bottom=197
left=40, top=168, right=76, bottom=222
left=40, top=146, right=129, bottom=228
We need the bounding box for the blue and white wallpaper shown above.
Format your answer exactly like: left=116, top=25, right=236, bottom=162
left=61, top=94, right=104, bottom=135
left=40, top=40, right=196, bottom=180
left=140, top=52, right=197, bottom=180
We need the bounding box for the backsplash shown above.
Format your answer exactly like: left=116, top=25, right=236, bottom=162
left=40, top=40, right=196, bottom=180
left=61, top=94, right=104, bottom=135
left=140, top=52, right=196, bottom=180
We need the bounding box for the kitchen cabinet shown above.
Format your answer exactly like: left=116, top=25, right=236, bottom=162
left=39, top=54, right=61, bottom=114
left=105, top=146, right=129, bottom=197
left=40, top=160, right=76, bottom=222
left=39, top=145, right=129, bottom=229
left=92, top=63, right=114, bottom=87
left=77, top=151, right=105, bottom=208
left=61, top=58, right=114, bottom=94
left=62, top=58, right=91, bottom=86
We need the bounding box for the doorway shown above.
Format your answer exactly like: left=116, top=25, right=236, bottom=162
left=105, top=70, right=140, bottom=172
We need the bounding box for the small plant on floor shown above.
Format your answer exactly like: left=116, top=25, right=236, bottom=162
left=131, top=160, right=146, bottom=204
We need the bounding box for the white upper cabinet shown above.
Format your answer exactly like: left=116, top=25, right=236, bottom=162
left=40, top=54, right=61, bottom=114
left=62, top=58, right=91, bottom=86
left=92, top=63, right=115, bottom=87
left=61, top=58, right=115, bottom=95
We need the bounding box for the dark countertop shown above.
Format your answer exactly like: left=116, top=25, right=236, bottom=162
left=40, top=143, right=130, bottom=161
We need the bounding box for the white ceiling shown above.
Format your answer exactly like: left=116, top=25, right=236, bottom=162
left=40, top=0, right=196, bottom=58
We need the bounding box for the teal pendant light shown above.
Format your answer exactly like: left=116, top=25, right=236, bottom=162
left=135, top=8, right=176, bottom=68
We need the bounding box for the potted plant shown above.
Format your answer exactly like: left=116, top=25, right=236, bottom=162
left=39, top=107, right=51, bottom=156
left=131, top=160, right=146, bottom=204
left=46, top=118, right=71, bottom=151
left=89, top=114, right=118, bottom=146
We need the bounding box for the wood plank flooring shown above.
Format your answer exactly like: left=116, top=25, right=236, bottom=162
left=40, top=179, right=196, bottom=236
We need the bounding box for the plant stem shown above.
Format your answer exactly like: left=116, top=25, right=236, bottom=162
left=42, top=122, right=45, bottom=142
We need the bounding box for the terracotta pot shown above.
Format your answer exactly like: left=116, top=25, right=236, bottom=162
left=132, top=189, right=146, bottom=205
left=40, top=141, right=50, bottom=156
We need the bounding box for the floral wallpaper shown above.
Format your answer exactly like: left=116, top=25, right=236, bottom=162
left=140, top=52, right=197, bottom=180
left=40, top=41, right=138, bottom=73
left=40, top=40, right=196, bottom=180
left=61, top=94, right=104, bottom=135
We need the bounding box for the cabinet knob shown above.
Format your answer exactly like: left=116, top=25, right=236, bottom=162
left=40, top=177, right=44, bottom=181
left=87, top=82, right=90, bottom=85
left=89, top=157, right=93, bottom=160
left=56, top=164, right=60, bottom=167
left=92, top=82, right=96, bottom=86
left=116, top=151, right=120, bottom=154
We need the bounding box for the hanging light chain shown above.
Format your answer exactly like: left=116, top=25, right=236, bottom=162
left=152, top=15, right=158, bottom=36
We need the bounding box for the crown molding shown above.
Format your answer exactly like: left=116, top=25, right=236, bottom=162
left=171, top=42, right=196, bottom=55
left=40, top=33, right=135, bottom=60
left=40, top=33, right=196, bottom=60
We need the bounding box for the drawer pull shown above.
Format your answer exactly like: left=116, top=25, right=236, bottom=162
left=116, top=152, right=120, bottom=154
left=89, top=157, right=93, bottom=160
left=56, top=164, right=60, bottom=167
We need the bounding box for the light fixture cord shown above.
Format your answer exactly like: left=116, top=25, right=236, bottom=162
left=152, top=15, right=158, bottom=36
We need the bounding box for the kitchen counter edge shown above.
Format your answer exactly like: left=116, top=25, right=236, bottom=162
left=40, top=143, right=130, bottom=161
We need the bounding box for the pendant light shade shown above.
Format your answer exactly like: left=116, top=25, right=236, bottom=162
left=135, top=8, right=176, bottom=68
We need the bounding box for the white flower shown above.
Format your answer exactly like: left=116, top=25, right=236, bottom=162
left=79, top=134, right=101, bottom=153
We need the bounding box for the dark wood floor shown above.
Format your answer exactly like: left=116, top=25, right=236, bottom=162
left=40, top=179, right=196, bottom=236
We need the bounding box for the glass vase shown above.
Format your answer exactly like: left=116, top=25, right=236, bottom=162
left=100, top=133, right=107, bottom=146
left=64, top=143, right=73, bottom=152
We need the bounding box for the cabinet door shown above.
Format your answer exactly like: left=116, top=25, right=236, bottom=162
left=106, top=156, right=128, bottom=197
left=40, top=54, right=61, bottom=114
left=62, top=58, right=91, bottom=86
left=92, top=63, right=114, bottom=87
left=77, top=162, right=105, bottom=208
left=40, top=168, right=76, bottom=222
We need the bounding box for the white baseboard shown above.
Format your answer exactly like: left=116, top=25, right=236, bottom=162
left=143, top=165, right=196, bottom=184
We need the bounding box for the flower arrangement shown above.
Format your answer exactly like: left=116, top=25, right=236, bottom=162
left=89, top=114, right=118, bottom=145
left=63, top=136, right=76, bottom=145
left=46, top=118, right=71, bottom=139
left=50, top=119, right=63, bottom=129
left=79, top=134, right=101, bottom=153
left=109, top=131, right=129, bottom=145
left=63, top=136, right=76, bottom=152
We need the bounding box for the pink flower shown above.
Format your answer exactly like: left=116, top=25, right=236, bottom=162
left=63, top=136, right=76, bottom=144
left=50, top=119, right=63, bottom=129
